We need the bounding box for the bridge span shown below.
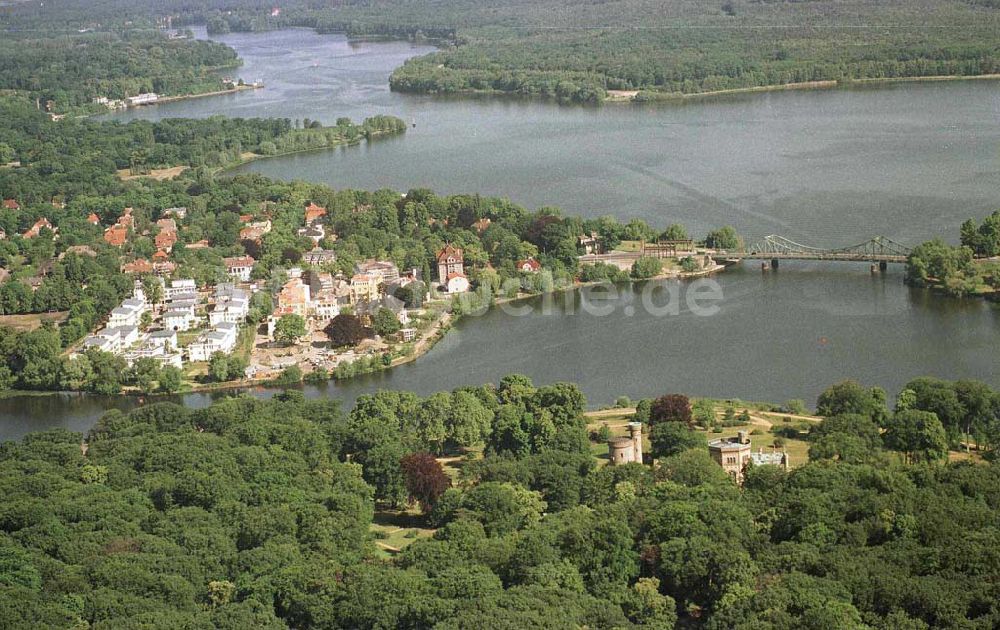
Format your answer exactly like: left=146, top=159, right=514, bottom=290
left=718, top=235, right=911, bottom=266
left=578, top=235, right=912, bottom=271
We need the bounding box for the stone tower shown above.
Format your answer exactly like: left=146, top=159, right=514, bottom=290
left=628, top=421, right=643, bottom=465
left=608, top=421, right=644, bottom=466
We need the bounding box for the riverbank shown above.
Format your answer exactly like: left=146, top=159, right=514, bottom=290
left=621, top=74, right=1000, bottom=103
left=131, top=83, right=262, bottom=108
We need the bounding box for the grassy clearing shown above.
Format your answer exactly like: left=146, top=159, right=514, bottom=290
left=0, top=311, right=68, bottom=332
left=370, top=508, right=436, bottom=558
left=116, top=165, right=188, bottom=181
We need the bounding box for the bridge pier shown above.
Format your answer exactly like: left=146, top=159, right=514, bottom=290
left=770, top=259, right=779, bottom=270
left=879, top=260, right=888, bottom=272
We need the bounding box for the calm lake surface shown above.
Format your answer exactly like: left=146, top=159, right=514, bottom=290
left=4, top=28, right=997, bottom=441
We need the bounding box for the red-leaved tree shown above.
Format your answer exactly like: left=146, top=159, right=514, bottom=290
left=650, top=394, right=692, bottom=426
left=400, top=452, right=451, bottom=513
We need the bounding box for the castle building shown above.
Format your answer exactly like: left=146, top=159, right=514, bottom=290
left=708, top=430, right=789, bottom=484
left=607, top=422, right=644, bottom=466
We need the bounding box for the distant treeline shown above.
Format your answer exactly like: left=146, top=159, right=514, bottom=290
left=0, top=30, right=240, bottom=112
left=6, top=0, right=998, bottom=103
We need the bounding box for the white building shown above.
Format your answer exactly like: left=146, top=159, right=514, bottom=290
left=164, top=279, right=197, bottom=300
left=147, top=329, right=178, bottom=352
left=187, top=321, right=239, bottom=362
left=81, top=334, right=117, bottom=353
left=126, top=93, right=159, bottom=106
left=101, top=325, right=140, bottom=352
left=224, top=256, right=255, bottom=282
left=107, top=297, right=147, bottom=328
left=163, top=306, right=197, bottom=332
left=208, top=285, right=250, bottom=326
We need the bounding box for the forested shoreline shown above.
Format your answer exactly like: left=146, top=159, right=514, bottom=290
left=4, top=0, right=1000, bottom=103
left=1, top=375, right=998, bottom=627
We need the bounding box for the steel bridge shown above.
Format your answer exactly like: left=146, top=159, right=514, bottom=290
left=720, top=235, right=911, bottom=265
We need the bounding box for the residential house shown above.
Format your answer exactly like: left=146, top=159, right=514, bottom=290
left=23, top=217, right=56, bottom=239
left=99, top=325, right=140, bottom=352
left=579, top=232, right=602, bottom=255
left=87, top=213, right=101, bottom=225
left=163, top=207, right=187, bottom=220
left=154, top=228, right=177, bottom=252
left=163, top=307, right=196, bottom=332
left=117, top=208, right=135, bottom=230
left=349, top=273, right=380, bottom=305
left=107, top=298, right=147, bottom=328
left=187, top=322, right=239, bottom=362
left=124, top=341, right=183, bottom=368
left=164, top=279, right=196, bottom=300
left=239, top=220, right=271, bottom=242
left=155, top=218, right=177, bottom=232
left=436, top=244, right=469, bottom=293
left=2, top=199, right=19, bottom=210
left=517, top=257, right=542, bottom=273
left=208, top=285, right=250, bottom=326
left=297, top=223, right=325, bottom=245
left=303, top=247, right=337, bottom=265
left=103, top=224, right=128, bottom=247
left=356, top=259, right=400, bottom=283
left=311, top=289, right=342, bottom=320
left=472, top=217, right=492, bottom=233
left=122, top=259, right=153, bottom=275
left=147, top=329, right=178, bottom=352
left=277, top=277, right=311, bottom=318
left=304, top=202, right=327, bottom=224
left=153, top=259, right=177, bottom=276
left=224, top=255, right=255, bottom=282
left=81, top=334, right=117, bottom=353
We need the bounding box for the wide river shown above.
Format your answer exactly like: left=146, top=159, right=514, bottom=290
left=2, top=27, right=997, bottom=441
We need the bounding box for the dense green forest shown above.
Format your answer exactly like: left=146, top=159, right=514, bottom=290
left=0, top=375, right=998, bottom=627
left=0, top=30, right=242, bottom=112
left=5, top=0, right=999, bottom=102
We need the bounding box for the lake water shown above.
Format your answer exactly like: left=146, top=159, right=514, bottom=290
left=4, top=27, right=997, bottom=441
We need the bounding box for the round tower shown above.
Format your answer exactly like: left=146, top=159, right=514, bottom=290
left=628, top=421, right=643, bottom=465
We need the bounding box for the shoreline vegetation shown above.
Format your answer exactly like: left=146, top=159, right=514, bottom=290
left=2, top=371, right=999, bottom=627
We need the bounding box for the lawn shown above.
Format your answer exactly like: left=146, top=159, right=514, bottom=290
left=0, top=311, right=68, bottom=332
left=370, top=508, right=436, bottom=558
left=584, top=403, right=820, bottom=468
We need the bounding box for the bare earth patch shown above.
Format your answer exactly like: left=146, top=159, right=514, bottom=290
left=117, top=165, right=188, bottom=181
left=0, top=311, right=68, bottom=332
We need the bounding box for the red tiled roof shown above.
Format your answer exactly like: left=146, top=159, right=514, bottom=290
left=23, top=218, right=54, bottom=239
left=103, top=224, right=127, bottom=246
left=224, top=255, right=255, bottom=268
left=87, top=213, right=100, bottom=225
left=518, top=258, right=541, bottom=271
left=155, top=230, right=177, bottom=249
left=2, top=199, right=19, bottom=210
left=122, top=259, right=153, bottom=274
left=436, top=244, right=463, bottom=263
left=304, top=203, right=327, bottom=224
